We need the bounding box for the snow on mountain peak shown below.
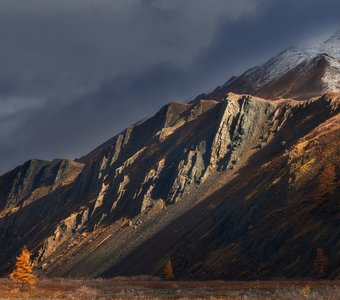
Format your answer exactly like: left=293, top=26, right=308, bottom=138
left=239, top=31, right=340, bottom=92
left=195, top=31, right=340, bottom=101
left=320, top=30, right=340, bottom=59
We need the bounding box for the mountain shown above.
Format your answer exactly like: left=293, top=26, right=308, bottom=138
left=0, top=159, right=83, bottom=211
left=0, top=32, right=339, bottom=280
left=195, top=30, right=340, bottom=101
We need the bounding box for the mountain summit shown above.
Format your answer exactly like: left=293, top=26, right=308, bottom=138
left=196, top=31, right=340, bottom=101
left=0, top=32, right=339, bottom=280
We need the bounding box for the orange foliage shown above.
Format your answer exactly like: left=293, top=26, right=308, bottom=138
left=164, top=259, right=175, bottom=280
left=313, top=248, right=328, bottom=278
left=10, top=247, right=37, bottom=286
left=314, top=164, right=337, bottom=202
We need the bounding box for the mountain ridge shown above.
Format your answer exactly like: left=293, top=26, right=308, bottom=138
left=0, top=32, right=339, bottom=280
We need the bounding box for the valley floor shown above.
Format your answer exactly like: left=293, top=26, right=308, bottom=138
left=0, top=278, right=339, bottom=299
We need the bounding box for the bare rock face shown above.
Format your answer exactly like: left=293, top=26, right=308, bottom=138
left=0, top=159, right=84, bottom=211
left=0, top=159, right=49, bottom=209
left=36, top=207, right=89, bottom=262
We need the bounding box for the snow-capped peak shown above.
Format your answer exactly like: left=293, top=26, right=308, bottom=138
left=195, top=31, right=340, bottom=101
left=239, top=30, right=340, bottom=91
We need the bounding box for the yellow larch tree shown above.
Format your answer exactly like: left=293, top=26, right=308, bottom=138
left=10, top=247, right=37, bottom=286
left=313, top=248, right=329, bottom=278
left=314, top=164, right=337, bottom=202
left=164, top=258, right=175, bottom=280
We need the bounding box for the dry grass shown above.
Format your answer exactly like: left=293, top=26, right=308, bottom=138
left=0, top=278, right=339, bottom=299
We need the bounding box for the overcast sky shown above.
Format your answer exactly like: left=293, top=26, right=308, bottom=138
left=0, top=0, right=339, bottom=174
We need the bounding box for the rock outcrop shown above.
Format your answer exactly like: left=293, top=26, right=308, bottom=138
left=0, top=159, right=83, bottom=211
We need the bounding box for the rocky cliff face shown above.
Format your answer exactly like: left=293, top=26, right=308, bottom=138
left=0, top=32, right=339, bottom=280
left=107, top=94, right=340, bottom=280
left=0, top=159, right=83, bottom=211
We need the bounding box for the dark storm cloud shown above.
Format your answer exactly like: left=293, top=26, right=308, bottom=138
left=0, top=0, right=339, bottom=174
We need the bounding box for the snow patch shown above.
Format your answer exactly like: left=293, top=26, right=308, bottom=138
left=323, top=57, right=340, bottom=93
